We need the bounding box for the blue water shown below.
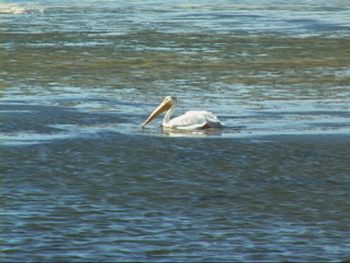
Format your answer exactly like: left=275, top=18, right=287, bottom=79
left=2, top=0, right=350, bottom=261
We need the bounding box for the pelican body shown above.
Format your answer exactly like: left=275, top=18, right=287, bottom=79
left=142, top=96, right=224, bottom=130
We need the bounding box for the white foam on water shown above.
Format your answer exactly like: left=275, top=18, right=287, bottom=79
left=1, top=132, right=77, bottom=146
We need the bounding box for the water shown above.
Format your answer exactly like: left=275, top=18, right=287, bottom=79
left=1, top=0, right=350, bottom=261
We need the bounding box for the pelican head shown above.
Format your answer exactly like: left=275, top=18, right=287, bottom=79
left=142, top=96, right=177, bottom=127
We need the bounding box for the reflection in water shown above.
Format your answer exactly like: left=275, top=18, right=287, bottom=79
left=163, top=128, right=225, bottom=137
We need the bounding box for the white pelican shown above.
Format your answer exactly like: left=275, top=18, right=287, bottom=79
left=142, top=96, right=224, bottom=130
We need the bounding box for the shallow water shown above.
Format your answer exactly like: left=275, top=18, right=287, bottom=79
left=1, top=0, right=350, bottom=262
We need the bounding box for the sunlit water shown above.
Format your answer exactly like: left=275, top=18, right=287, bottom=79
left=1, top=0, right=350, bottom=262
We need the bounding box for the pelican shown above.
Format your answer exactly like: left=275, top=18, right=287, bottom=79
left=142, top=96, right=224, bottom=130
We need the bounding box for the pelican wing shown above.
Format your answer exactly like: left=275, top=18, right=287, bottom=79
left=167, top=110, right=224, bottom=130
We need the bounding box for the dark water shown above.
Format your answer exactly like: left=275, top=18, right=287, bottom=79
left=1, top=0, right=350, bottom=261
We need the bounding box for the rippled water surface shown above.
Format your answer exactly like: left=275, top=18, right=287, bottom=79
left=1, top=0, right=350, bottom=261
